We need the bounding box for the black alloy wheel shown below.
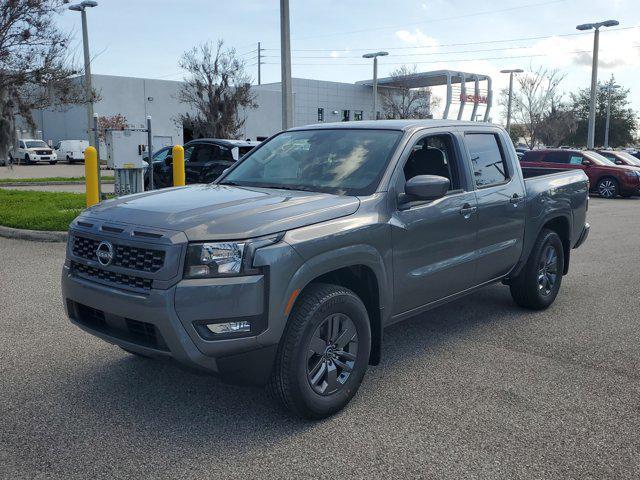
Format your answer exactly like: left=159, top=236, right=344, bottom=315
left=537, top=244, right=559, bottom=296
left=306, top=313, right=358, bottom=396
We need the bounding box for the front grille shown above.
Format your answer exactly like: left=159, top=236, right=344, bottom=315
left=68, top=300, right=168, bottom=351
left=36, top=150, right=51, bottom=155
left=71, top=261, right=152, bottom=290
left=72, top=235, right=165, bottom=272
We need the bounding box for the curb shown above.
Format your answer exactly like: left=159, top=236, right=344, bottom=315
left=0, top=225, right=68, bottom=243
left=0, top=181, right=115, bottom=187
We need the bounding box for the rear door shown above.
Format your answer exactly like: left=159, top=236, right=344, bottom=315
left=391, top=130, right=479, bottom=315
left=464, top=131, right=526, bottom=282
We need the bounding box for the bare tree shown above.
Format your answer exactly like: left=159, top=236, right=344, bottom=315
left=499, top=66, right=565, bottom=149
left=536, top=101, right=578, bottom=147
left=379, top=65, right=437, bottom=119
left=177, top=40, right=256, bottom=139
left=97, top=114, right=128, bottom=140
left=0, top=0, right=90, bottom=161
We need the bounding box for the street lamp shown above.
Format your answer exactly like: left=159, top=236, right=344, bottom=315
left=576, top=19, right=619, bottom=149
left=604, top=83, right=620, bottom=149
left=500, top=68, right=523, bottom=133
left=69, top=1, right=98, bottom=148
left=362, top=51, right=389, bottom=120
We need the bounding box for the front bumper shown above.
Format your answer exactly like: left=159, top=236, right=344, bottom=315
left=61, top=265, right=278, bottom=385
left=29, top=153, right=57, bottom=161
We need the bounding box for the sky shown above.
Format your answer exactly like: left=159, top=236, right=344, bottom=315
left=56, top=0, right=640, bottom=122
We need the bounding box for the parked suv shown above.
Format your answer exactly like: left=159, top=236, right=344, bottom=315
left=63, top=121, right=589, bottom=418
left=521, top=149, right=640, bottom=198
left=597, top=150, right=640, bottom=168
left=147, top=139, right=260, bottom=189
left=10, top=139, right=57, bottom=165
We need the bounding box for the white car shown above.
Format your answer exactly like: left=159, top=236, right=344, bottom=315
left=54, top=140, right=89, bottom=163
left=10, top=139, right=58, bottom=165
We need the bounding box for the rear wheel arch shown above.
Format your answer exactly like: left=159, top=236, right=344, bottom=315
left=540, top=216, right=571, bottom=275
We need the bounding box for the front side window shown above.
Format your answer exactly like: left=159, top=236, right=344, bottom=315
left=403, top=134, right=460, bottom=190
left=153, top=148, right=169, bottom=162
left=569, top=154, right=583, bottom=165
left=466, top=133, right=509, bottom=188
left=221, top=129, right=403, bottom=195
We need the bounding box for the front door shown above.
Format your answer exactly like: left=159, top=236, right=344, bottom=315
left=464, top=131, right=526, bottom=282
left=391, top=132, right=479, bottom=315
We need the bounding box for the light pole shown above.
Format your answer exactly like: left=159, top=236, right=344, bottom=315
left=69, top=1, right=99, bottom=148
left=604, top=82, right=620, bottom=149
left=362, top=51, right=388, bottom=120
left=576, top=19, right=619, bottom=149
left=280, top=0, right=293, bottom=130
left=500, top=69, right=523, bottom=133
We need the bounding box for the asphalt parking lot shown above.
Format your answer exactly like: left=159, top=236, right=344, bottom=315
left=1, top=197, right=639, bottom=479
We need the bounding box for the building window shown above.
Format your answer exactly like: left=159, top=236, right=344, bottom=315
left=342, top=110, right=350, bottom=122
left=354, top=110, right=363, bottom=121
left=317, top=108, right=324, bottom=122
left=376, top=111, right=382, bottom=120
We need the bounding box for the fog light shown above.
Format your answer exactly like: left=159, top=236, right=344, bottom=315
left=205, top=321, right=251, bottom=334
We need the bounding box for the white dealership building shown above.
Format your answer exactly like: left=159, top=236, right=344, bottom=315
left=29, top=70, right=491, bottom=148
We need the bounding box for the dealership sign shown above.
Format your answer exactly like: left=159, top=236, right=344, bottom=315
left=460, top=93, right=488, bottom=104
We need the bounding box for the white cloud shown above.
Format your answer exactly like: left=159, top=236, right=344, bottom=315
left=395, top=28, right=439, bottom=51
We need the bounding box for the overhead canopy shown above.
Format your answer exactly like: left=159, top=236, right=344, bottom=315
left=356, top=69, right=491, bottom=89
left=356, top=69, right=493, bottom=121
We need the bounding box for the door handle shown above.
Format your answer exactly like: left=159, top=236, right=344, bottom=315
left=459, top=204, right=477, bottom=218
left=509, top=194, right=524, bottom=206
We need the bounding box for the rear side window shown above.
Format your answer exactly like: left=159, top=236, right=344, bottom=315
left=544, top=151, right=569, bottom=164
left=466, top=133, right=508, bottom=188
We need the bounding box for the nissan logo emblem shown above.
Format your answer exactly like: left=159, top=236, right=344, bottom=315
left=96, top=241, right=114, bottom=266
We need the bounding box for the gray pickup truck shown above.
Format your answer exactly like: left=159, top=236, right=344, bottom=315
left=62, top=120, right=590, bottom=418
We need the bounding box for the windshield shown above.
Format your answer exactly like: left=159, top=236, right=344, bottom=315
left=584, top=151, right=616, bottom=166
left=220, top=129, right=403, bottom=195
left=25, top=140, right=48, bottom=148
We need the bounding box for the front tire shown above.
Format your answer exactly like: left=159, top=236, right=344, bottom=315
left=597, top=177, right=618, bottom=198
left=49, top=161, right=57, bottom=165
left=269, top=283, right=371, bottom=419
left=510, top=229, right=564, bottom=310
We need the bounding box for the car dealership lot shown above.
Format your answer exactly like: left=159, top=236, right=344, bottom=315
left=1, top=198, right=639, bottom=479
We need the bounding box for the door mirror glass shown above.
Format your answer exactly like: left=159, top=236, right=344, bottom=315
left=582, top=159, right=592, bottom=166
left=615, top=159, right=624, bottom=165
left=404, top=175, right=450, bottom=201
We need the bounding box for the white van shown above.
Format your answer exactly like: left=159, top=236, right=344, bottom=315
left=54, top=140, right=89, bottom=163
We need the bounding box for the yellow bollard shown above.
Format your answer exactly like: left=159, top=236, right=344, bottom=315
left=172, top=145, right=185, bottom=187
left=84, top=146, right=99, bottom=207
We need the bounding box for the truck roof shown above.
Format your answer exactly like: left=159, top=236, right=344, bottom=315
left=290, top=119, right=497, bottom=132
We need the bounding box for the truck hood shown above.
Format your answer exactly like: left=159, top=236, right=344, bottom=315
left=80, top=184, right=360, bottom=241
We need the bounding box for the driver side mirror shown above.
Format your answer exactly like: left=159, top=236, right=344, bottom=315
left=582, top=159, right=592, bottom=166
left=615, top=159, right=624, bottom=165
left=402, top=175, right=450, bottom=205
left=164, top=155, right=173, bottom=166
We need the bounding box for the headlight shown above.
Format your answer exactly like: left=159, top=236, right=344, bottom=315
left=185, top=242, right=245, bottom=278
left=184, top=235, right=282, bottom=279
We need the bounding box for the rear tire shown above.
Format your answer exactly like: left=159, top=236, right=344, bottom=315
left=269, top=283, right=371, bottom=419
left=510, top=229, right=564, bottom=310
left=597, top=177, right=618, bottom=198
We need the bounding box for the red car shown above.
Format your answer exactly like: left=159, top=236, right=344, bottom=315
left=597, top=150, right=640, bottom=168
left=521, top=149, right=640, bottom=198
